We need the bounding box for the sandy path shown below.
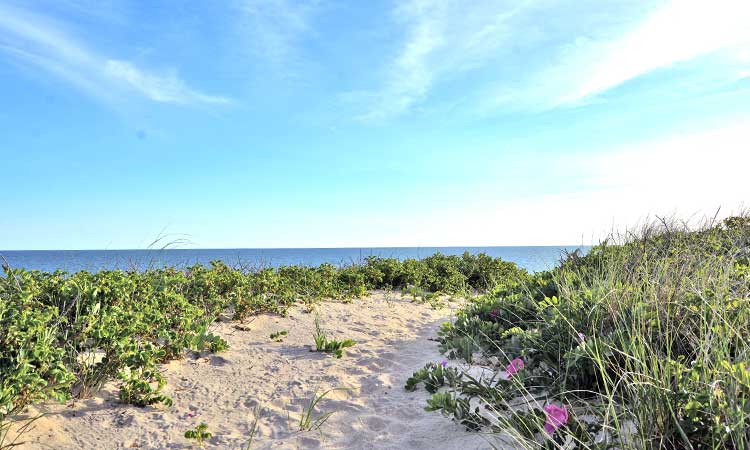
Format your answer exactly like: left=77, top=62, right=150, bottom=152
left=16, top=293, right=503, bottom=450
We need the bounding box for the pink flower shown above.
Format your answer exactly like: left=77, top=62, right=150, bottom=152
left=543, top=403, right=569, bottom=435
left=577, top=332, right=586, bottom=343
left=440, top=360, right=448, bottom=368
left=506, top=358, right=524, bottom=376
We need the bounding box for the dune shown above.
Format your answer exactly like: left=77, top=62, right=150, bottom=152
left=14, top=293, right=502, bottom=450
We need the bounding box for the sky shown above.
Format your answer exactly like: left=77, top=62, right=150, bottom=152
left=0, top=0, right=748, bottom=250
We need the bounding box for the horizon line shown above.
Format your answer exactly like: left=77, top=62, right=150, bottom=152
left=0, top=244, right=590, bottom=252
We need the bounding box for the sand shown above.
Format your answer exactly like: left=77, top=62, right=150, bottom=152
left=13, top=292, right=506, bottom=450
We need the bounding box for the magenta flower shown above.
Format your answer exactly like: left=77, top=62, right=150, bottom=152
left=542, top=403, right=569, bottom=435
left=488, top=309, right=500, bottom=319
left=440, top=360, right=448, bottom=368
left=505, top=358, right=524, bottom=376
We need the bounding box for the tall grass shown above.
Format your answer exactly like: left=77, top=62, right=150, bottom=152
left=418, top=216, right=750, bottom=450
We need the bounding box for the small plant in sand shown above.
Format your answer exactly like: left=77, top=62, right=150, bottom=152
left=184, top=423, right=212, bottom=447
left=312, top=315, right=355, bottom=358
left=381, top=287, right=396, bottom=307
left=403, top=286, right=445, bottom=309
left=118, top=368, right=173, bottom=407
left=189, top=323, right=229, bottom=353
left=298, top=388, right=345, bottom=432
left=269, top=330, right=288, bottom=342
left=300, top=295, right=320, bottom=313
left=244, top=405, right=263, bottom=450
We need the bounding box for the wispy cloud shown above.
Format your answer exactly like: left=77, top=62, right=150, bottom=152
left=0, top=4, right=229, bottom=107
left=104, top=60, right=229, bottom=105
left=234, top=0, right=321, bottom=70
left=557, top=0, right=750, bottom=106
left=352, top=0, right=750, bottom=120
left=353, top=0, right=531, bottom=120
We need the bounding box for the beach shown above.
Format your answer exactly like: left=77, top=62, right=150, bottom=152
left=14, top=293, right=499, bottom=450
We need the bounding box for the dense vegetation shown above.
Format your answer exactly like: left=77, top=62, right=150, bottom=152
left=0, top=251, right=523, bottom=446
left=410, top=217, right=750, bottom=449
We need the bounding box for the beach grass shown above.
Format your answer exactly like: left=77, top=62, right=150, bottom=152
left=409, top=215, right=750, bottom=449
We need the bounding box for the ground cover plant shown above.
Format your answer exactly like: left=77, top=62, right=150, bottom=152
left=408, top=216, right=750, bottom=450
left=0, top=252, right=522, bottom=444
left=184, top=422, right=212, bottom=447
left=270, top=330, right=288, bottom=342
left=312, top=315, right=356, bottom=358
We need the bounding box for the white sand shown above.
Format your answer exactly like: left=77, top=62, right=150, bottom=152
left=14, top=293, right=505, bottom=450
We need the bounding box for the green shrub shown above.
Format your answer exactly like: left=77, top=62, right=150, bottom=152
left=0, top=285, right=74, bottom=440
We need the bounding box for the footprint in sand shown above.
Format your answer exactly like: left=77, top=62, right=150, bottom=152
left=297, top=435, right=322, bottom=448
left=361, top=415, right=389, bottom=431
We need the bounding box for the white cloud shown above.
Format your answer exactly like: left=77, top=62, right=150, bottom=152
left=104, top=60, right=229, bottom=105
left=235, top=0, right=320, bottom=69
left=481, top=0, right=750, bottom=112
left=0, top=4, right=229, bottom=107
left=355, top=0, right=750, bottom=119
left=558, top=0, right=750, bottom=106
left=355, top=0, right=530, bottom=120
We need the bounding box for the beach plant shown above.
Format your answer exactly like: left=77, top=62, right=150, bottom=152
left=312, top=315, right=355, bottom=358
left=405, top=361, right=461, bottom=393
left=425, top=391, right=488, bottom=431
left=184, top=423, right=212, bottom=447
left=0, top=276, right=75, bottom=446
left=118, top=367, right=172, bottom=407
left=243, top=405, right=263, bottom=450
left=409, top=215, right=750, bottom=450
left=0, top=414, right=43, bottom=450
left=270, top=330, right=288, bottom=342
left=298, top=388, right=345, bottom=432
left=404, top=286, right=446, bottom=309
left=189, top=322, right=229, bottom=353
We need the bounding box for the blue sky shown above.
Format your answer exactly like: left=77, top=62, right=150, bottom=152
left=0, top=0, right=748, bottom=250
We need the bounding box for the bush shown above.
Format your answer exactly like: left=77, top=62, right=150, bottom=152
left=0, top=291, right=74, bottom=418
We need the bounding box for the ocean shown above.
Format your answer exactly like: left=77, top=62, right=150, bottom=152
left=0, top=246, right=588, bottom=274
